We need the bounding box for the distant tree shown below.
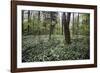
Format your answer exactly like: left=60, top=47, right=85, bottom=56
left=42, top=12, right=47, bottom=34
left=81, top=14, right=90, bottom=36
left=32, top=11, right=35, bottom=34
left=49, top=12, right=58, bottom=39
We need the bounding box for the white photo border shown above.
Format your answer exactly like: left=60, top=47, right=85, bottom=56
left=17, top=5, right=94, bottom=68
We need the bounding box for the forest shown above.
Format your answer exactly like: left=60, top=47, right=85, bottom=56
left=22, top=10, right=90, bottom=62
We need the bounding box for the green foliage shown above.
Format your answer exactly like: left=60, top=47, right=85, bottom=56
left=22, top=35, right=90, bottom=62
left=79, top=24, right=90, bottom=35
left=79, top=14, right=90, bottom=35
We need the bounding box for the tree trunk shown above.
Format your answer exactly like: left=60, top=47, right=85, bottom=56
left=62, top=13, right=64, bottom=35
left=43, top=12, right=47, bottom=34
left=77, top=13, right=79, bottom=36
left=62, top=12, right=71, bottom=44
left=28, top=10, right=30, bottom=22
left=49, top=12, right=53, bottom=39
left=27, top=10, right=30, bottom=34
left=62, top=23, right=63, bottom=35
left=38, top=11, right=40, bottom=35
left=22, top=10, right=24, bottom=35
left=27, top=25, right=30, bottom=34
left=72, top=13, right=74, bottom=36
left=32, top=12, right=34, bottom=34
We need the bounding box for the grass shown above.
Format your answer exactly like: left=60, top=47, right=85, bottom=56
left=22, top=35, right=90, bottom=62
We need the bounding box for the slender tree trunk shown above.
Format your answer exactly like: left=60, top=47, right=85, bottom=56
left=32, top=12, right=34, bottom=35
left=44, top=12, right=47, bottom=34
left=28, top=25, right=30, bottom=34
left=27, top=10, right=30, bottom=34
left=77, top=13, right=79, bottom=36
left=22, top=10, right=24, bottom=35
left=62, top=13, right=64, bottom=35
left=62, top=24, right=63, bottom=35
left=72, top=13, right=74, bottom=36
left=49, top=13, right=53, bottom=39
left=59, top=22, right=60, bottom=34
left=28, top=10, right=30, bottom=22
left=37, top=11, right=41, bottom=41
left=57, top=22, right=59, bottom=34
left=62, top=12, right=71, bottom=44
left=38, top=11, right=40, bottom=35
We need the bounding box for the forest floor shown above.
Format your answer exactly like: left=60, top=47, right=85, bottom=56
left=22, top=35, right=90, bottom=62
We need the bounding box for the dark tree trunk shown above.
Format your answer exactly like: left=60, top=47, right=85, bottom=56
left=77, top=13, right=79, bottom=36
left=27, top=10, right=30, bottom=34
left=62, top=23, right=63, bottom=35
left=27, top=25, right=30, bottom=34
left=62, top=12, right=71, bottom=44
left=38, top=11, right=40, bottom=21
left=38, top=11, right=40, bottom=35
left=22, top=10, right=24, bottom=35
left=43, top=12, right=47, bottom=34
left=28, top=10, right=30, bottom=22
left=72, top=13, right=74, bottom=36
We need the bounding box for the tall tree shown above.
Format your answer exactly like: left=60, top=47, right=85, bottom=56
left=81, top=14, right=90, bottom=36
left=62, top=12, right=71, bottom=44
left=38, top=11, right=40, bottom=35
left=49, top=12, right=57, bottom=39
left=72, top=13, right=75, bottom=36
left=43, top=12, right=47, bottom=34
left=22, top=10, right=24, bottom=35
left=61, top=13, right=64, bottom=35
left=28, top=10, right=30, bottom=22
left=77, top=13, right=79, bottom=37
left=49, top=12, right=53, bottom=39
left=27, top=10, right=30, bottom=34
left=32, top=11, right=35, bottom=34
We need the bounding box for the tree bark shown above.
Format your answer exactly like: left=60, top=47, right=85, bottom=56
left=62, top=12, right=71, bottom=44
left=62, top=13, right=64, bottom=35
left=77, top=13, right=79, bottom=36
left=22, top=10, right=24, bottom=35
left=49, top=12, right=53, bottom=39
left=32, top=12, right=34, bottom=34
left=27, top=10, right=30, bottom=34
left=28, top=10, right=30, bottom=22
left=72, top=13, right=74, bottom=36
left=27, top=25, right=30, bottom=34
left=38, top=11, right=40, bottom=35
